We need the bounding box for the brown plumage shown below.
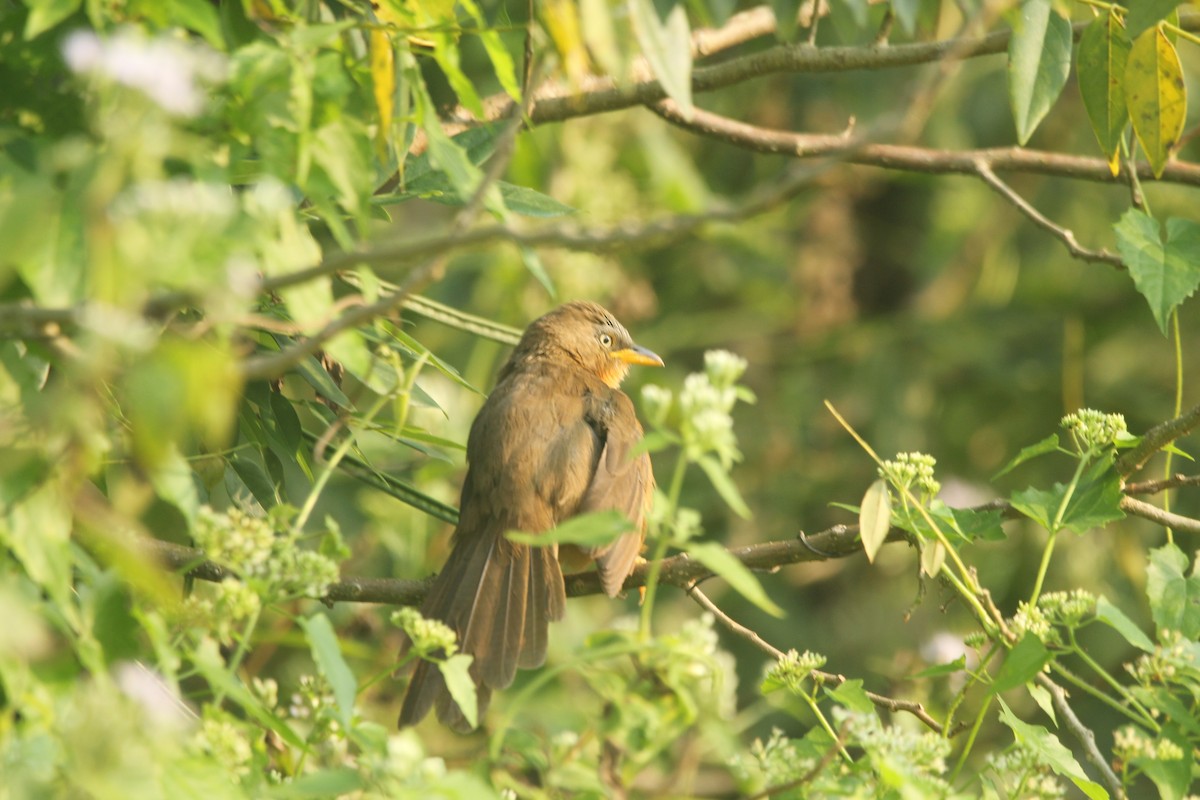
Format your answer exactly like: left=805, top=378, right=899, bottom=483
left=398, top=301, right=663, bottom=731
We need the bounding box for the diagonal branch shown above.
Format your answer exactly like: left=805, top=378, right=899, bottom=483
left=687, top=583, right=956, bottom=736
left=974, top=160, right=1124, bottom=267
left=649, top=98, right=1200, bottom=188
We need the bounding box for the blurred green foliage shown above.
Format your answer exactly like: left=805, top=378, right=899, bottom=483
left=3, top=0, right=1200, bottom=797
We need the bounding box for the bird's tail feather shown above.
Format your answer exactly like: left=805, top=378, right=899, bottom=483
left=397, top=533, right=566, bottom=729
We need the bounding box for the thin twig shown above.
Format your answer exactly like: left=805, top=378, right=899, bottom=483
left=1035, top=676, right=1126, bottom=800
left=974, top=161, right=1123, bottom=267
left=1123, top=473, right=1200, bottom=495
left=1116, top=401, right=1200, bottom=476
left=687, top=583, right=952, bottom=735
left=746, top=723, right=848, bottom=800
left=1120, top=495, right=1200, bottom=535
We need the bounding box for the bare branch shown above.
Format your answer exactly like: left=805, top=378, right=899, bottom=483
left=1123, top=474, right=1200, bottom=495
left=974, top=161, right=1124, bottom=266
left=1036, top=676, right=1126, bottom=800
left=1116, top=401, right=1200, bottom=476
left=1120, top=496, right=1200, bottom=535
left=688, top=583, right=952, bottom=736
left=650, top=99, right=1200, bottom=188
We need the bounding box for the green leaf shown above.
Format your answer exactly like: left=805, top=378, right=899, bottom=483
left=997, top=700, right=1109, bottom=800
left=630, top=0, right=693, bottom=118
left=1027, top=682, right=1057, bottom=725
left=992, top=634, right=1051, bottom=693
left=166, top=0, right=225, bottom=49
left=1077, top=11, right=1131, bottom=173
left=267, top=769, right=364, bottom=798
left=459, top=0, right=522, bottom=101
left=859, top=478, right=892, bottom=563
left=771, top=0, right=805, bottom=41
left=1135, top=726, right=1192, bottom=800
left=993, top=434, right=1060, bottom=479
left=439, top=653, right=478, bottom=729
left=1114, top=208, right=1200, bottom=334
left=1146, top=544, right=1200, bottom=639
left=229, top=451, right=280, bottom=510
left=697, top=455, right=752, bottom=519
left=685, top=541, right=784, bottom=617
left=1125, top=26, right=1186, bottom=178
left=1009, top=460, right=1124, bottom=535
left=1007, top=0, right=1072, bottom=144
left=506, top=510, right=633, bottom=547
left=24, top=0, right=81, bottom=38
left=192, top=639, right=307, bottom=749
left=911, top=656, right=966, bottom=679
left=1095, top=595, right=1155, bottom=653
left=1058, top=464, right=1125, bottom=534
left=1126, top=1, right=1185, bottom=38
left=519, top=245, right=556, bottom=297
left=148, top=446, right=200, bottom=528
left=301, top=613, right=357, bottom=729
left=825, top=679, right=874, bottom=713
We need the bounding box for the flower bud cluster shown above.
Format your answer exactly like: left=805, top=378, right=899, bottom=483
left=880, top=452, right=941, bottom=500
left=1061, top=409, right=1127, bottom=452
left=392, top=607, right=459, bottom=658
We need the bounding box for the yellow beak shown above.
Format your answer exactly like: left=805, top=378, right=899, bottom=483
left=612, top=344, right=664, bottom=367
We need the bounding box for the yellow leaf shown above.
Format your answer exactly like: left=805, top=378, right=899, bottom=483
left=370, top=29, right=396, bottom=160
left=1125, top=26, right=1187, bottom=178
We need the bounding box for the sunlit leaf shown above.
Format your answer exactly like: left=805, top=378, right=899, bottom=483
left=1095, top=595, right=1155, bottom=653
left=993, top=434, right=1060, bottom=479
left=859, top=478, right=891, bottom=563
left=911, top=656, right=966, bottom=679
left=459, top=0, right=521, bottom=101
left=1125, top=26, right=1186, bottom=178
left=630, top=0, right=694, bottom=118
left=825, top=678, right=873, bottom=712
left=998, top=700, right=1109, bottom=800
left=697, top=455, right=752, bottom=519
left=439, top=653, right=478, bottom=729
left=1007, top=0, right=1072, bottom=144
left=992, top=634, right=1051, bottom=693
left=1077, top=11, right=1130, bottom=174
left=24, top=0, right=81, bottom=38
left=1114, top=208, right=1200, bottom=334
left=267, top=768, right=365, bottom=798
left=301, top=613, right=357, bottom=729
left=919, top=539, right=945, bottom=576
left=1147, top=544, right=1200, bottom=640
left=506, top=510, right=632, bottom=547
left=685, top=541, right=785, bottom=617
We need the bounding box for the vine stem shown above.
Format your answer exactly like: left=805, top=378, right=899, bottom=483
left=1030, top=451, right=1091, bottom=606
left=638, top=451, right=689, bottom=641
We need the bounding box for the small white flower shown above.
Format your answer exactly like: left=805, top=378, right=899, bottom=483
left=63, top=29, right=226, bottom=117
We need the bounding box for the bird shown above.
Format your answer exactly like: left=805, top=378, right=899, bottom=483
left=397, top=300, right=663, bottom=731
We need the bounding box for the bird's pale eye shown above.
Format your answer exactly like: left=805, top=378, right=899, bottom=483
left=598, top=333, right=613, bottom=348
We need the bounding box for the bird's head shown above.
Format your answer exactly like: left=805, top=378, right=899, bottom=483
left=518, top=301, right=663, bottom=388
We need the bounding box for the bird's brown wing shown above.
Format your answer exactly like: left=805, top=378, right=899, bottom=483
left=577, top=389, right=654, bottom=597
left=398, top=368, right=586, bottom=729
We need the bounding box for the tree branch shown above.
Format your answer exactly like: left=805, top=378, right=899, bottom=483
left=1116, top=400, right=1200, bottom=476
left=687, top=583, right=954, bottom=736
left=1119, top=496, right=1200, bottom=535
left=649, top=98, right=1200, bottom=188
left=1123, top=473, right=1200, bottom=495
left=1036, top=676, right=1127, bottom=800
left=974, top=160, right=1124, bottom=266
